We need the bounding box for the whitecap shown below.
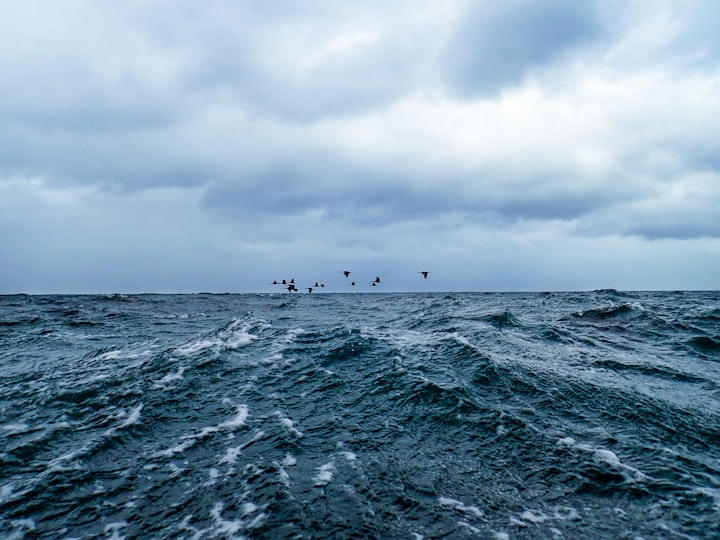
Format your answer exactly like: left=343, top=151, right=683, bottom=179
left=1, top=423, right=29, bottom=435
left=219, top=445, right=243, bottom=466
left=560, top=438, right=649, bottom=483
left=104, top=521, right=128, bottom=540
left=438, top=497, right=484, bottom=518
left=553, top=506, right=582, bottom=521
left=1, top=483, right=16, bottom=504
left=154, top=366, right=186, bottom=387
left=119, top=404, right=143, bottom=428
left=98, top=350, right=124, bottom=361
left=274, top=412, right=303, bottom=437
left=175, top=339, right=219, bottom=356
left=313, top=462, right=335, bottom=486
left=457, top=520, right=481, bottom=534
left=340, top=451, right=357, bottom=462
left=220, top=405, right=249, bottom=429
left=241, top=502, right=258, bottom=515
left=520, top=509, right=549, bottom=523
left=209, top=503, right=243, bottom=537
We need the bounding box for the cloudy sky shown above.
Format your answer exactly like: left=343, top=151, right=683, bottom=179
left=2, top=0, right=719, bottom=293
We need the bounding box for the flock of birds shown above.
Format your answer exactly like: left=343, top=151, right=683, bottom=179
left=270, top=270, right=430, bottom=292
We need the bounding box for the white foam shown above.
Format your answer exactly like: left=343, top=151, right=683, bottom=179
left=221, top=405, right=249, bottom=429
left=1, top=483, right=15, bottom=504
left=168, top=463, right=186, bottom=478
left=274, top=412, right=303, bottom=437
left=209, top=503, right=243, bottom=537
left=1, top=423, right=29, bottom=435
left=553, top=506, right=582, bottom=521
left=457, top=520, right=481, bottom=534
left=176, top=339, right=219, bottom=356
left=104, top=521, right=128, bottom=540
left=98, top=350, right=124, bottom=361
left=7, top=519, right=36, bottom=540
left=313, top=462, right=335, bottom=486
left=557, top=436, right=648, bottom=483
left=593, top=448, right=621, bottom=466
left=155, top=366, right=186, bottom=387
left=520, top=509, right=549, bottom=523
left=340, top=451, right=357, bottom=462
left=158, top=404, right=250, bottom=458
left=159, top=439, right=197, bottom=457
left=219, top=445, right=243, bottom=466
left=282, top=454, right=297, bottom=467
left=119, top=404, right=143, bottom=428
left=493, top=532, right=510, bottom=540
left=241, top=503, right=258, bottom=515
left=438, top=497, right=484, bottom=518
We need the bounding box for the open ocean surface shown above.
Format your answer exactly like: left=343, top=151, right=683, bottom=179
left=1, top=290, right=720, bottom=539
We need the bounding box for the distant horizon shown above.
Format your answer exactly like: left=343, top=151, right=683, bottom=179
left=3, top=288, right=718, bottom=296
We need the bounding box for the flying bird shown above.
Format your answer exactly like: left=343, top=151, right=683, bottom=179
left=307, top=287, right=313, bottom=293
left=373, top=276, right=381, bottom=283
left=350, top=281, right=356, bottom=286
left=342, top=270, right=352, bottom=278
left=419, top=271, right=429, bottom=279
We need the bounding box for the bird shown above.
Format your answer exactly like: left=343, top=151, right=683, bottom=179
left=419, top=271, right=429, bottom=279
left=371, top=282, right=377, bottom=287
left=286, top=284, right=297, bottom=292
left=307, top=287, right=313, bottom=293
left=350, top=281, right=356, bottom=286
left=373, top=276, right=381, bottom=283
left=342, top=270, right=351, bottom=278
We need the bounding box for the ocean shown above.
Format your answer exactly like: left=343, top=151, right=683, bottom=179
left=1, top=291, right=719, bottom=539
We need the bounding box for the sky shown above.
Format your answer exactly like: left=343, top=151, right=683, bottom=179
left=1, top=0, right=719, bottom=294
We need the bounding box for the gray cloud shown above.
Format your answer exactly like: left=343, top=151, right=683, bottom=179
left=2, top=1, right=720, bottom=292
left=440, top=0, right=605, bottom=96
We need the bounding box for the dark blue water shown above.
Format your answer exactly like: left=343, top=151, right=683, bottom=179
left=1, top=291, right=719, bottom=539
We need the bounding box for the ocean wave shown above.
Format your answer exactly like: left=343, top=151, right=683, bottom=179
left=3, top=292, right=720, bottom=538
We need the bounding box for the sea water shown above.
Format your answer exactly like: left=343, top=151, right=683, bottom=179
left=1, top=291, right=719, bottom=538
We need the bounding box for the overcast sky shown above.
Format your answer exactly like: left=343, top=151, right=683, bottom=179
left=2, top=0, right=719, bottom=293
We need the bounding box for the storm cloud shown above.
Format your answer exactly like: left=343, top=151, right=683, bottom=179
left=1, top=0, right=719, bottom=293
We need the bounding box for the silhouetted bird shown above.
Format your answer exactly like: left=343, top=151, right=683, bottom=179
left=419, top=271, right=429, bottom=279
left=350, top=281, right=356, bottom=286
left=373, top=277, right=381, bottom=283
left=307, top=287, right=313, bottom=293
left=342, top=270, right=351, bottom=277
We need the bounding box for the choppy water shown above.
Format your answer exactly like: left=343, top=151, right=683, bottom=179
left=1, top=291, right=720, bottom=539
